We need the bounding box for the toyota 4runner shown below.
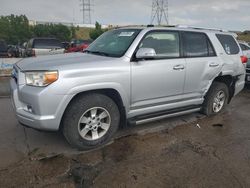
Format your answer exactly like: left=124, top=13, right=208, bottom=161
left=10, top=26, right=247, bottom=150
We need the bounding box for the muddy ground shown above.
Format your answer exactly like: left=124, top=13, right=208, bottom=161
left=0, top=81, right=250, bottom=187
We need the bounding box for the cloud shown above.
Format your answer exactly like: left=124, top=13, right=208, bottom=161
left=0, top=0, right=249, bottom=31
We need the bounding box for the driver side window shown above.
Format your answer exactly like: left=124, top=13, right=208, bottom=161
left=139, top=31, right=180, bottom=58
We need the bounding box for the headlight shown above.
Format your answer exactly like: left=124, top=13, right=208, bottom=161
left=25, top=71, right=58, bottom=87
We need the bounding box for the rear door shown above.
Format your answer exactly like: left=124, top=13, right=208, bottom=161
left=182, top=32, right=220, bottom=97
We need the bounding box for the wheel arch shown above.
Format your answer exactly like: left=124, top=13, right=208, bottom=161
left=212, top=74, right=236, bottom=103
left=59, top=88, right=127, bottom=131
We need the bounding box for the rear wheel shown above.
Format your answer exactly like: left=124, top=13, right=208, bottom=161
left=202, top=82, right=229, bottom=116
left=62, top=93, right=120, bottom=150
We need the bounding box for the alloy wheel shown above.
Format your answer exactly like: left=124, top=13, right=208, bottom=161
left=78, top=107, right=111, bottom=141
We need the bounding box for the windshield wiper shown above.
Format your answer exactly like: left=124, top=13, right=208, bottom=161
left=84, top=50, right=111, bottom=57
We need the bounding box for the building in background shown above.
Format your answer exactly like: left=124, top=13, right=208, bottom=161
left=28, top=20, right=108, bottom=28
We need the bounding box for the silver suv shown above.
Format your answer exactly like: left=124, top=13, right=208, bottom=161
left=10, top=26, right=247, bottom=150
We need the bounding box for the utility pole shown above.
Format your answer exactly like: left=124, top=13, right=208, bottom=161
left=80, top=0, right=92, bottom=24
left=150, top=0, right=169, bottom=25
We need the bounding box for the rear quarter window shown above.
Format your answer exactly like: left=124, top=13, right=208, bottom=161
left=216, top=34, right=240, bottom=55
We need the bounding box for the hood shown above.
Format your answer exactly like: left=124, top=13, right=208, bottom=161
left=16, top=53, right=114, bottom=71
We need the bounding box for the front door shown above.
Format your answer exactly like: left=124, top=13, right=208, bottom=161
left=131, top=31, right=186, bottom=110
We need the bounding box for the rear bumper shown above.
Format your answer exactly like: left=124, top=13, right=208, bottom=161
left=10, top=78, right=72, bottom=131
left=234, top=74, right=245, bottom=96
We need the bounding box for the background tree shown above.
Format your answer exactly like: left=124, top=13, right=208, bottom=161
left=32, top=24, right=72, bottom=41
left=0, top=14, right=76, bottom=44
left=0, top=14, right=32, bottom=44
left=89, top=22, right=106, bottom=40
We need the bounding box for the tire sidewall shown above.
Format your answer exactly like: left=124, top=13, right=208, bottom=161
left=205, top=82, right=229, bottom=116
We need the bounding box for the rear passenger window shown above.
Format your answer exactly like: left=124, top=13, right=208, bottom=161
left=216, top=34, right=239, bottom=55
left=183, top=32, right=216, bottom=57
left=139, top=31, right=180, bottom=58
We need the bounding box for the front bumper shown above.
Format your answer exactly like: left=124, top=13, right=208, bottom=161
left=10, top=78, right=72, bottom=131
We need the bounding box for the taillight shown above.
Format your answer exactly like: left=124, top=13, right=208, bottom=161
left=32, top=49, right=36, bottom=57
left=241, top=56, right=248, bottom=64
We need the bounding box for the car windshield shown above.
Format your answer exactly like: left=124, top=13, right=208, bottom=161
left=85, top=29, right=141, bottom=57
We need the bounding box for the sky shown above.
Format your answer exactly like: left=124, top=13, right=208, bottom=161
left=0, top=0, right=250, bottom=31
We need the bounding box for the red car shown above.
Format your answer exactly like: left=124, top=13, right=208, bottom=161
left=66, top=40, right=92, bottom=53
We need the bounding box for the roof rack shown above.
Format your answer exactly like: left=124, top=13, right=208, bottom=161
left=175, top=25, right=228, bottom=32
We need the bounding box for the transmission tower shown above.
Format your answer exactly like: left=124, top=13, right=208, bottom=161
left=80, top=0, right=92, bottom=24
left=150, top=0, right=169, bottom=25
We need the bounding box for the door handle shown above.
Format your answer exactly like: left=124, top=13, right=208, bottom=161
left=209, top=62, right=219, bottom=67
left=173, top=65, right=185, bottom=70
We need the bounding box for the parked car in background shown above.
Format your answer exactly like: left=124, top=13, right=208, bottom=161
left=62, top=42, right=70, bottom=51
left=239, top=41, right=250, bottom=58
left=11, top=26, right=246, bottom=150
left=246, top=61, right=250, bottom=84
left=7, top=45, right=20, bottom=57
left=0, top=40, right=10, bottom=58
left=66, top=39, right=92, bottom=53
left=19, top=42, right=27, bottom=57
left=25, top=38, right=65, bottom=57
left=238, top=41, right=250, bottom=84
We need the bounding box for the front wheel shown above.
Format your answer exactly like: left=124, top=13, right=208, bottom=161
left=202, top=82, right=229, bottom=116
left=62, top=93, right=120, bottom=150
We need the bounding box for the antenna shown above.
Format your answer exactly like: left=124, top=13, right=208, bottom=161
left=79, top=0, right=93, bottom=24
left=150, top=0, right=169, bottom=25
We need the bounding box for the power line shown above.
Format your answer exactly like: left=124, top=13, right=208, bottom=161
left=150, top=0, right=169, bottom=25
left=79, top=0, right=93, bottom=24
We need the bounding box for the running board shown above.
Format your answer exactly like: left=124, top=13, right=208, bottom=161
left=133, top=108, right=201, bottom=125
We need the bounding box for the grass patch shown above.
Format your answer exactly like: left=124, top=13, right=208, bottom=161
left=75, top=27, right=93, bottom=40
left=237, top=32, right=250, bottom=42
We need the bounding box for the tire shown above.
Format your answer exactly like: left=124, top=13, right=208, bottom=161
left=202, top=82, right=229, bottom=116
left=62, top=93, right=120, bottom=150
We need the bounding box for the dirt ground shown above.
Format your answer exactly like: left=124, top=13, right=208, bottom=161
left=0, top=77, right=10, bottom=96
left=0, top=85, right=250, bottom=188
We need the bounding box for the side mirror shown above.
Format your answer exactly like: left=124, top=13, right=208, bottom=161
left=136, top=48, right=156, bottom=59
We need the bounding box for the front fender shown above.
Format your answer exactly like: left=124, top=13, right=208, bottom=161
left=66, top=82, right=130, bottom=112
